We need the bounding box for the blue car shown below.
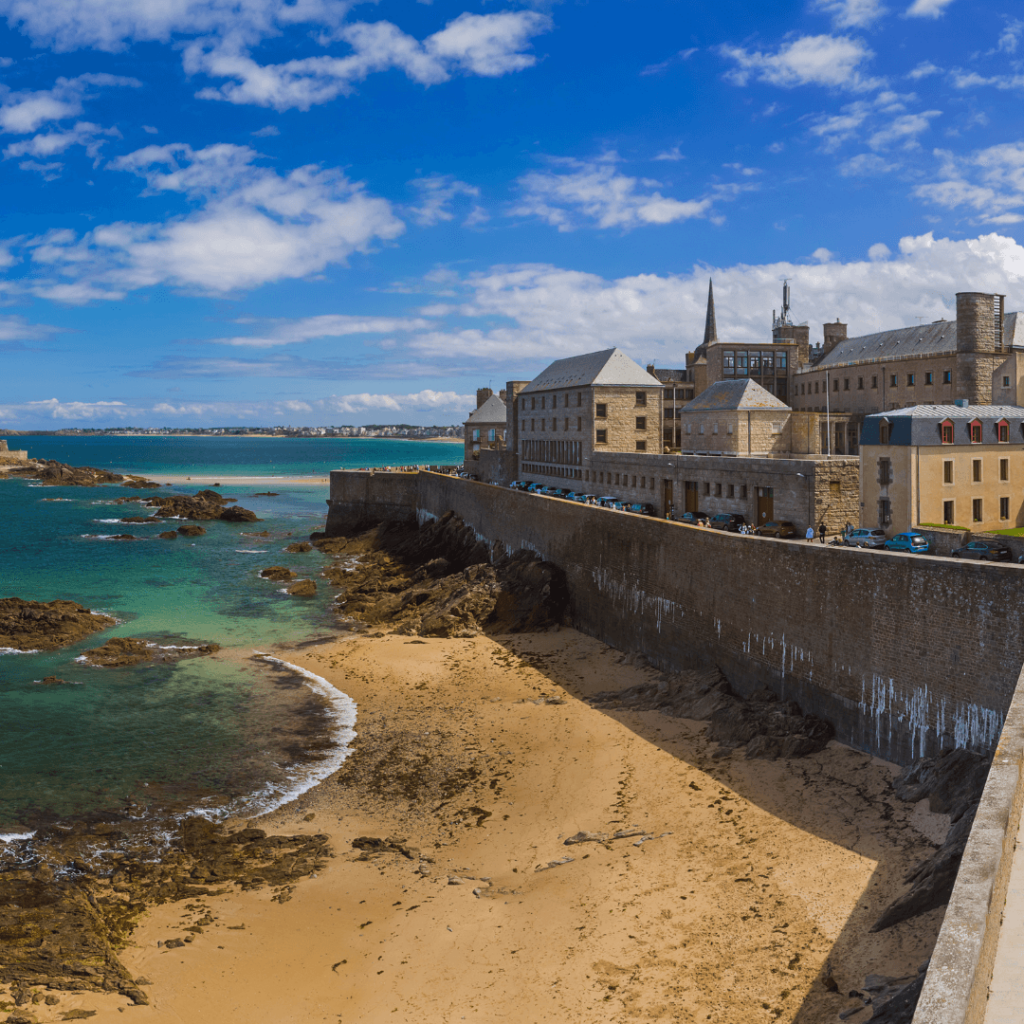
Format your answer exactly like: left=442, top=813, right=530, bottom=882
left=884, top=532, right=930, bottom=554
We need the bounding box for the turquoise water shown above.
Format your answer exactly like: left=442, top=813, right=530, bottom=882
left=0, top=437, right=460, bottom=834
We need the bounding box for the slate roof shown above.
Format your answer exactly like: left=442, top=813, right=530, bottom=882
left=811, top=312, right=1019, bottom=370
left=465, top=393, right=507, bottom=424
left=683, top=378, right=789, bottom=412
left=520, top=348, right=662, bottom=394
left=862, top=404, right=1024, bottom=446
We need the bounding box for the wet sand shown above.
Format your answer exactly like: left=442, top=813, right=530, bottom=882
left=31, top=628, right=946, bottom=1024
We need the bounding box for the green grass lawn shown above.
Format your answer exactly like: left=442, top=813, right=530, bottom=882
left=990, top=527, right=1024, bottom=537
left=918, top=522, right=969, bottom=531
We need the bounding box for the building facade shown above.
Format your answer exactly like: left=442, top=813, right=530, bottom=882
left=860, top=404, right=1024, bottom=533
left=463, top=389, right=507, bottom=466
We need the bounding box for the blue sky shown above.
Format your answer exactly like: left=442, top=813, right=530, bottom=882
left=2, top=0, right=1024, bottom=428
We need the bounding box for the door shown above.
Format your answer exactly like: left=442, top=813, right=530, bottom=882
left=757, top=486, right=774, bottom=524
left=684, top=481, right=698, bottom=513
left=663, top=479, right=674, bottom=516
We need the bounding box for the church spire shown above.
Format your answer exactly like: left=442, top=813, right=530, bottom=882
left=702, top=277, right=718, bottom=347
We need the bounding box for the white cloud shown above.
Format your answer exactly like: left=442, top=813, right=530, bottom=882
left=252, top=124, right=279, bottom=136
left=914, top=143, right=1024, bottom=222
left=209, top=313, right=432, bottom=347
left=906, top=0, right=956, bottom=18
left=3, top=121, right=119, bottom=161
left=0, top=73, right=138, bottom=134
left=142, top=124, right=158, bottom=134
left=0, top=314, right=62, bottom=341
left=867, top=242, right=892, bottom=260
left=907, top=61, right=941, bottom=79
left=720, top=34, right=882, bottom=92
left=653, top=146, right=685, bottom=162
left=998, top=19, right=1024, bottom=54
left=869, top=110, right=941, bottom=149
left=186, top=11, right=551, bottom=112
left=513, top=156, right=714, bottom=232
left=407, top=175, right=481, bottom=227
left=640, top=48, right=697, bottom=76
left=813, top=0, right=886, bottom=29
left=398, top=233, right=1024, bottom=367
left=839, top=152, right=899, bottom=175
left=6, top=142, right=404, bottom=300
left=17, top=159, right=63, bottom=179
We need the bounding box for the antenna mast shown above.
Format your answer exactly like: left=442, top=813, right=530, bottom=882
left=773, top=280, right=793, bottom=329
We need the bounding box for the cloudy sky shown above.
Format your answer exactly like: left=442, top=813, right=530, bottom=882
left=2, top=0, right=1024, bottom=428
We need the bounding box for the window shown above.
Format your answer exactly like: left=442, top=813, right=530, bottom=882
left=564, top=418, right=569, bottom=431
left=541, top=396, right=546, bottom=409
left=878, top=458, right=893, bottom=485
left=944, top=460, right=953, bottom=484
left=944, top=500, right=955, bottom=525
left=530, top=419, right=535, bottom=431
left=814, top=382, right=819, bottom=394
left=636, top=441, right=646, bottom=452
left=635, top=416, right=646, bottom=430
left=715, top=483, right=722, bottom=497
left=736, top=351, right=748, bottom=376
left=844, top=378, right=850, bottom=391
left=636, top=392, right=647, bottom=406
left=723, top=352, right=735, bottom=375
left=741, top=484, right=748, bottom=499
left=488, top=429, right=496, bottom=442
left=872, top=376, right=878, bottom=389
left=973, top=498, right=983, bottom=523
left=763, top=351, right=774, bottom=371
left=595, top=403, right=607, bottom=418
left=1001, top=458, right=1009, bottom=481
left=858, top=377, right=864, bottom=390
left=890, top=374, right=898, bottom=388
left=703, top=482, right=710, bottom=496
left=907, top=373, right=915, bottom=386
left=777, top=352, right=787, bottom=370
left=998, top=419, right=1009, bottom=443
left=577, top=417, right=582, bottom=430
left=973, top=459, right=982, bottom=482
left=472, top=429, right=480, bottom=441
left=940, top=420, right=954, bottom=444
left=595, top=429, right=607, bottom=444
left=727, top=423, right=734, bottom=435
left=943, top=370, right=952, bottom=384
left=750, top=351, right=761, bottom=374
left=552, top=418, right=558, bottom=431
left=878, top=498, right=892, bottom=527
left=833, top=378, right=839, bottom=392
left=712, top=422, right=719, bottom=435
left=925, top=372, right=933, bottom=385
left=771, top=421, right=783, bottom=434
left=1004, top=376, right=1012, bottom=388
left=576, top=392, right=582, bottom=406
left=879, top=421, right=891, bottom=445
left=699, top=423, right=705, bottom=435
left=530, top=396, right=536, bottom=410
left=969, top=419, right=982, bottom=443
left=686, top=422, right=692, bottom=434
left=728, top=484, right=735, bottom=498
left=632, top=477, right=637, bottom=488
left=1001, top=497, right=1010, bottom=520
left=800, top=384, right=805, bottom=395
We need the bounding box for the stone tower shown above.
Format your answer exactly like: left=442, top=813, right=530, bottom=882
left=702, top=279, right=718, bottom=347
left=956, top=292, right=1006, bottom=404
left=822, top=320, right=847, bottom=359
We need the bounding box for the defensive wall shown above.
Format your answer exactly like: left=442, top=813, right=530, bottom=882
left=327, top=470, right=1024, bottom=766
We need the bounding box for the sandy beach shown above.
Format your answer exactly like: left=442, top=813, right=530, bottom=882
left=38, top=626, right=947, bottom=1024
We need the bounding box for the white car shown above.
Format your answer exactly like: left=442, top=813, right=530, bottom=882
left=845, top=528, right=887, bottom=549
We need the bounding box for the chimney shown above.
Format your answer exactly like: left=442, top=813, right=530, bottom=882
left=476, top=387, right=493, bottom=409
left=822, top=319, right=847, bottom=358
left=499, top=389, right=507, bottom=402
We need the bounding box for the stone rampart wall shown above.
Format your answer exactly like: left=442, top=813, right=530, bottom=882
left=328, top=470, right=1024, bottom=765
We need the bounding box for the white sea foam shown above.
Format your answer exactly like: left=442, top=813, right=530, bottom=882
left=0, top=830, right=36, bottom=843
left=222, top=655, right=357, bottom=821
left=0, top=647, right=39, bottom=655
left=236, top=549, right=269, bottom=554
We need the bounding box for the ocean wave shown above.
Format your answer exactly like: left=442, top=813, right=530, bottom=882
left=0, top=647, right=39, bottom=655
left=0, top=830, right=36, bottom=843
left=214, top=655, right=357, bottom=821
left=235, top=549, right=269, bottom=554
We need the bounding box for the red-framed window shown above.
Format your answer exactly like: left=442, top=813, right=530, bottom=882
left=969, top=419, right=983, bottom=444
left=940, top=419, right=954, bottom=445
left=997, top=419, right=1009, bottom=443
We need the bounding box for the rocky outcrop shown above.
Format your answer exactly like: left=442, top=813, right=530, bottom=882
left=322, top=512, right=567, bottom=637
left=158, top=531, right=178, bottom=540
left=0, top=818, right=328, bottom=1003
left=284, top=541, right=312, bottom=553
left=260, top=566, right=296, bottom=582
left=587, top=669, right=834, bottom=760
left=177, top=524, right=206, bottom=537
left=141, top=490, right=259, bottom=523
left=34, top=676, right=74, bottom=686
left=286, top=579, right=317, bottom=597
left=872, top=747, right=991, bottom=932
left=0, top=599, right=115, bottom=651
left=7, top=461, right=157, bottom=489
left=80, top=637, right=220, bottom=668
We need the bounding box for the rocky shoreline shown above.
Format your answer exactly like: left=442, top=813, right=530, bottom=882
left=0, top=600, right=116, bottom=652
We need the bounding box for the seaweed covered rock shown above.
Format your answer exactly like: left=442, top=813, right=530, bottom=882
left=6, top=461, right=158, bottom=489
left=141, top=491, right=259, bottom=523
left=80, top=637, right=220, bottom=668
left=260, top=566, right=296, bottom=582
left=286, top=579, right=317, bottom=597
left=0, top=599, right=115, bottom=652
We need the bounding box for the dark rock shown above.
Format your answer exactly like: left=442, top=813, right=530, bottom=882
left=34, top=676, right=73, bottom=686
left=218, top=506, right=259, bottom=523
left=873, top=748, right=992, bottom=931
left=260, top=566, right=296, bottom=582
left=80, top=637, right=220, bottom=668
left=0, top=599, right=115, bottom=652
left=284, top=542, right=312, bottom=553
left=158, top=531, right=178, bottom=540
left=286, top=579, right=317, bottom=597
left=119, top=516, right=153, bottom=524
left=253, top=492, right=280, bottom=497
left=141, top=492, right=259, bottom=523
left=176, top=525, right=205, bottom=537
left=109, top=534, right=136, bottom=541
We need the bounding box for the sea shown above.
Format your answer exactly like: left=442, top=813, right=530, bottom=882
left=0, top=435, right=461, bottom=840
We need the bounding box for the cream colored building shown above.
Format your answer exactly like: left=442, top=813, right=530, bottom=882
left=463, top=390, right=507, bottom=466
left=860, top=404, right=1024, bottom=533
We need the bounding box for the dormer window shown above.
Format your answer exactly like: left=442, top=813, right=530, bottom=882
left=997, top=419, right=1009, bottom=443
left=940, top=419, right=954, bottom=445
left=878, top=418, right=891, bottom=445
left=969, top=419, right=983, bottom=444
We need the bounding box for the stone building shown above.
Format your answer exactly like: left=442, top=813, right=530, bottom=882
left=514, top=348, right=663, bottom=484
left=860, top=404, right=1024, bottom=533
left=463, top=389, right=507, bottom=467
left=0, top=439, right=29, bottom=465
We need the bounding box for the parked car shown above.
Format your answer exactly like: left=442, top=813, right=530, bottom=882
left=709, top=513, right=746, bottom=532
left=844, top=528, right=887, bottom=549
left=525, top=482, right=543, bottom=493
left=597, top=496, right=623, bottom=509
left=573, top=493, right=598, bottom=504
left=625, top=502, right=655, bottom=516
left=510, top=480, right=532, bottom=491
left=756, top=520, right=797, bottom=538
left=679, top=511, right=709, bottom=525
left=952, top=540, right=1012, bottom=561
left=885, top=532, right=930, bottom=554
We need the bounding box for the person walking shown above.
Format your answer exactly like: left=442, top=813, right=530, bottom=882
left=805, top=525, right=815, bottom=543
left=818, top=522, right=826, bottom=544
